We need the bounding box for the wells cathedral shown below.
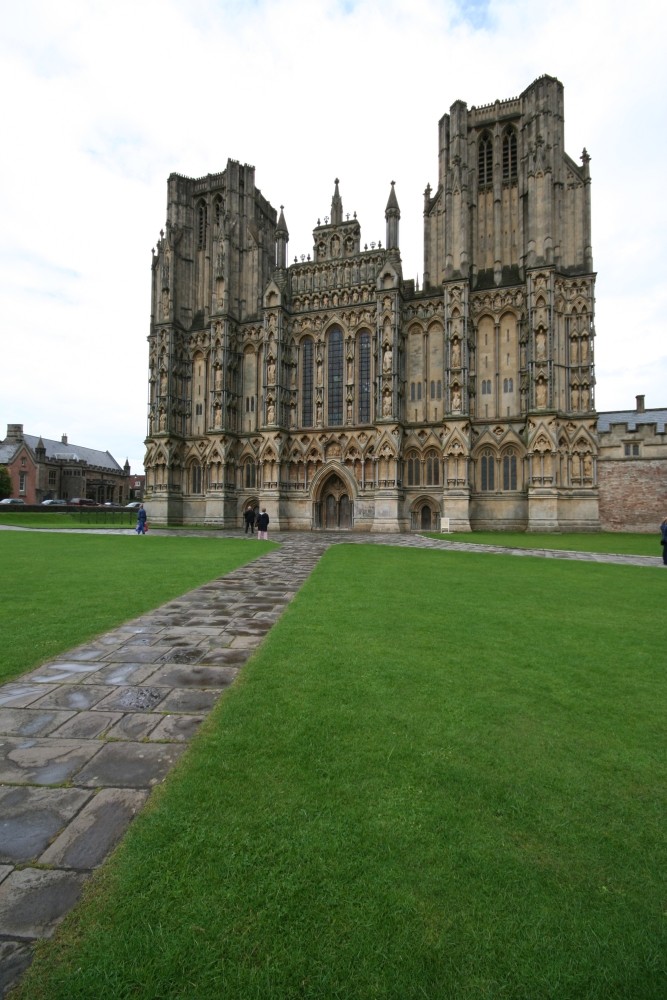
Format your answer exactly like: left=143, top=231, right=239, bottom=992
left=144, top=74, right=600, bottom=532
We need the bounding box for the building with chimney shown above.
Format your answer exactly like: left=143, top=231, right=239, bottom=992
left=0, top=425, right=130, bottom=504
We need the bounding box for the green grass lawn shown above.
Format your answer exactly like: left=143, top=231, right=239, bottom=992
left=0, top=511, right=139, bottom=529
left=14, top=544, right=666, bottom=1000
left=0, top=533, right=273, bottom=683
left=430, top=530, right=659, bottom=556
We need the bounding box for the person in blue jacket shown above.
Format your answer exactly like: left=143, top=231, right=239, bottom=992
left=136, top=504, right=148, bottom=535
left=660, top=517, right=667, bottom=564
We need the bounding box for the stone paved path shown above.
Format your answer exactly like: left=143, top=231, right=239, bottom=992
left=0, top=527, right=660, bottom=995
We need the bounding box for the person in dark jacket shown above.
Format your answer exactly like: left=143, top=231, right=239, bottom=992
left=660, top=517, right=667, bottom=565
left=244, top=504, right=256, bottom=534
left=136, top=504, right=147, bottom=535
left=256, top=507, right=269, bottom=540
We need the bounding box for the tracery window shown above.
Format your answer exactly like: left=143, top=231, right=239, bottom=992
left=502, top=450, right=518, bottom=490
left=480, top=448, right=495, bottom=491
left=502, top=128, right=517, bottom=180
left=301, top=337, right=314, bottom=427
left=190, top=463, right=203, bottom=494
left=503, top=377, right=514, bottom=393
left=407, top=451, right=421, bottom=486
left=481, top=379, right=492, bottom=395
left=478, top=131, right=493, bottom=186
left=196, top=200, right=207, bottom=249
left=244, top=459, right=256, bottom=489
left=425, top=450, right=440, bottom=486
left=358, top=331, right=371, bottom=423
left=327, top=327, right=344, bottom=425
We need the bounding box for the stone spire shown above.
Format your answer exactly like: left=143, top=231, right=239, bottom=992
left=275, top=205, right=289, bottom=269
left=331, top=178, right=343, bottom=226
left=385, top=181, right=400, bottom=250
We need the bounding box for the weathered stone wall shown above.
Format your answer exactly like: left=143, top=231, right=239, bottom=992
left=598, top=460, right=667, bottom=532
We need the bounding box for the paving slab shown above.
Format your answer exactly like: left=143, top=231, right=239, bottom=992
left=0, top=787, right=93, bottom=863
left=0, top=738, right=102, bottom=786
left=39, top=788, right=149, bottom=869
left=73, top=741, right=187, bottom=788
left=0, top=868, right=89, bottom=939
left=0, top=709, right=75, bottom=738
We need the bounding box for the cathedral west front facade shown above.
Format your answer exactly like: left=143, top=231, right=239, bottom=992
left=144, top=74, right=599, bottom=532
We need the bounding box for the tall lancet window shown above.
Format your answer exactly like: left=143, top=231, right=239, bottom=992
left=502, top=128, right=517, bottom=180
left=327, top=327, right=344, bottom=425
left=478, top=132, right=493, bottom=186
left=301, top=337, right=314, bottom=427
left=358, top=331, right=371, bottom=423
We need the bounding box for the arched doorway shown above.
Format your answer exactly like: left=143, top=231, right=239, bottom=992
left=314, top=472, right=353, bottom=529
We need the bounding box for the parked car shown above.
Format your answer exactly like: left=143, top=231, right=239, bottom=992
left=0, top=498, right=26, bottom=505
left=41, top=499, right=67, bottom=505
left=69, top=498, right=97, bottom=506
left=125, top=501, right=142, bottom=508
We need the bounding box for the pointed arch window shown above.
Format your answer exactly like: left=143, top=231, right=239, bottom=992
left=244, top=459, right=256, bottom=489
left=502, top=449, right=518, bottom=490
left=480, top=448, right=495, bottom=491
left=478, top=132, right=493, bottom=186
left=196, top=200, right=208, bottom=249
left=502, top=128, right=517, bottom=180
left=301, top=337, right=314, bottom=427
left=407, top=451, right=421, bottom=486
left=357, top=331, right=371, bottom=423
left=425, top=450, right=440, bottom=486
left=327, top=327, right=343, bottom=425
left=190, top=463, right=203, bottom=494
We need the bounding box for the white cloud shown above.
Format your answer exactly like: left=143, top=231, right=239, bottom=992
left=1, top=0, right=666, bottom=474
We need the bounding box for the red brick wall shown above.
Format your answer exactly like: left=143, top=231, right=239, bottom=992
left=598, top=460, right=667, bottom=532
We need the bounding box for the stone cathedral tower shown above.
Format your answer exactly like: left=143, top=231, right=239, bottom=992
left=144, top=75, right=598, bottom=531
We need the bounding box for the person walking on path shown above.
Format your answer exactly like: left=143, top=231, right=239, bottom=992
left=244, top=504, right=256, bottom=535
left=136, top=504, right=147, bottom=535
left=256, top=507, right=269, bottom=540
left=660, top=517, right=667, bottom=564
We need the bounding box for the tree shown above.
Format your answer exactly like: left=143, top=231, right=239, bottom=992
left=0, top=465, right=11, bottom=499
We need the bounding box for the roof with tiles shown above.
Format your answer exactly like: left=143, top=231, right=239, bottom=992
left=597, top=409, right=667, bottom=434
left=1, top=432, right=123, bottom=472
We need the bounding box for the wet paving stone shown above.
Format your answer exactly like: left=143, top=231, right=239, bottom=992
left=29, top=685, right=113, bottom=711
left=0, top=787, right=93, bottom=864
left=97, top=686, right=167, bottom=712
left=0, top=708, right=75, bottom=738
left=74, top=741, right=187, bottom=788
left=0, top=738, right=102, bottom=786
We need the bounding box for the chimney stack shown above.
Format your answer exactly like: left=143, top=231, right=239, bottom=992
left=61, top=433, right=68, bottom=445
left=635, top=395, right=645, bottom=414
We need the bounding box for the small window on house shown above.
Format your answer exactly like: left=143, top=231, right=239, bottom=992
left=624, top=443, right=640, bottom=457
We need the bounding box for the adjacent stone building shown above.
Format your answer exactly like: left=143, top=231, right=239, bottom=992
left=0, top=425, right=129, bottom=504
left=598, top=397, right=667, bottom=531
left=144, top=74, right=601, bottom=531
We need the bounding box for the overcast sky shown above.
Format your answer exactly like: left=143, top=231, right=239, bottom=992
left=1, top=0, right=665, bottom=474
